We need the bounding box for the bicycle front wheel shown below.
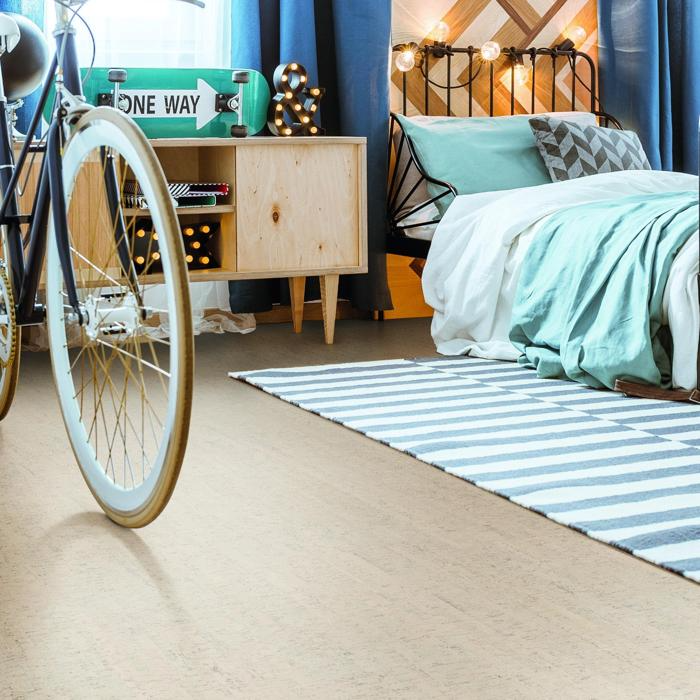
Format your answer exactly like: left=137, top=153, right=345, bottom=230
left=46, top=107, right=193, bottom=528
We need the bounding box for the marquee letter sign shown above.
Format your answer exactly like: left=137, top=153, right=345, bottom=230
left=267, top=63, right=325, bottom=137
left=130, top=219, right=219, bottom=274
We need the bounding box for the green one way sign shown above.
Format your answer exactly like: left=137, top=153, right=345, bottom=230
left=66, top=67, right=271, bottom=138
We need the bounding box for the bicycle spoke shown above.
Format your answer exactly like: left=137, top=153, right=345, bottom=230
left=90, top=340, right=150, bottom=484
left=94, top=338, right=170, bottom=379
left=70, top=246, right=122, bottom=288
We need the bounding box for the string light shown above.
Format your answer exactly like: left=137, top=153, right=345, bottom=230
left=565, top=25, right=587, bottom=46
left=430, top=21, right=450, bottom=44
left=395, top=47, right=416, bottom=73
left=136, top=229, right=146, bottom=238
left=514, top=63, right=531, bottom=86
left=480, top=41, right=501, bottom=61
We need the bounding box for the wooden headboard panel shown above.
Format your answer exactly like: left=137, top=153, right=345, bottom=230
left=391, top=0, right=599, bottom=117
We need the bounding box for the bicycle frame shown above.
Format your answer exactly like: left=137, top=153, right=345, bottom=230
left=0, top=0, right=206, bottom=327
left=0, top=7, right=91, bottom=326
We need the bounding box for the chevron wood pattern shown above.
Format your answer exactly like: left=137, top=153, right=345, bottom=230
left=391, top=0, right=599, bottom=117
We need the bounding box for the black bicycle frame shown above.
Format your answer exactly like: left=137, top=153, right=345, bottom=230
left=0, top=20, right=108, bottom=325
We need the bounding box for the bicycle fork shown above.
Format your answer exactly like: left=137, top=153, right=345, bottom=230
left=45, top=120, right=144, bottom=327
left=46, top=118, right=82, bottom=322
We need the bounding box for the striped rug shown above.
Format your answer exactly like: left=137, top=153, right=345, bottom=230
left=231, top=357, right=700, bottom=583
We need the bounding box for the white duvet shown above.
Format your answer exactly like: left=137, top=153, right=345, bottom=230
left=422, top=170, right=700, bottom=390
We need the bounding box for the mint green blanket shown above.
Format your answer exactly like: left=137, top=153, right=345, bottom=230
left=509, top=190, right=699, bottom=389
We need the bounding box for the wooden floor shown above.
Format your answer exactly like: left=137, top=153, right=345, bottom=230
left=2, top=319, right=700, bottom=698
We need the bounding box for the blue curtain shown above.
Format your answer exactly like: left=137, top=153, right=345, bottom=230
left=229, top=0, right=393, bottom=312
left=598, top=0, right=700, bottom=174
left=1, top=0, right=45, bottom=135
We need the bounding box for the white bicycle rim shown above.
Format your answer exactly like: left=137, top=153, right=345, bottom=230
left=46, top=112, right=189, bottom=517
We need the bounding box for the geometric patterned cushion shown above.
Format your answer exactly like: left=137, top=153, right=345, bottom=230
left=529, top=116, right=652, bottom=182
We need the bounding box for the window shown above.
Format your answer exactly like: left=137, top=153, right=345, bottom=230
left=43, top=0, right=231, bottom=69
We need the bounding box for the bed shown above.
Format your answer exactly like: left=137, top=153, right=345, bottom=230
left=387, top=43, right=700, bottom=396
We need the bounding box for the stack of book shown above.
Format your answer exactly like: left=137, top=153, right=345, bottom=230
left=124, top=181, right=230, bottom=209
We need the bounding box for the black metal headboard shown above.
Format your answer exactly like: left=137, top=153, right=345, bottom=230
left=387, top=45, right=621, bottom=259
left=397, top=45, right=606, bottom=118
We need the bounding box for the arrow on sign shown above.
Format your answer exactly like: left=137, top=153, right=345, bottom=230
left=115, top=79, right=222, bottom=130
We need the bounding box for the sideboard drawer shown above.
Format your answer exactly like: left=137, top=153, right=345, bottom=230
left=235, top=142, right=364, bottom=273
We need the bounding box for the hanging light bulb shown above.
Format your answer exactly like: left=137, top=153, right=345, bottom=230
left=565, top=25, right=587, bottom=46
left=395, top=47, right=416, bottom=73
left=514, top=63, right=531, bottom=86
left=431, top=21, right=450, bottom=44
left=480, top=41, right=501, bottom=62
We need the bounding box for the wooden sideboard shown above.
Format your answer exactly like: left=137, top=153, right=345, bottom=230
left=17, top=135, right=368, bottom=344
left=148, top=136, right=368, bottom=343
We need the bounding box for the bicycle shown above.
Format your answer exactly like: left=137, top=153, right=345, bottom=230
left=0, top=0, right=205, bottom=527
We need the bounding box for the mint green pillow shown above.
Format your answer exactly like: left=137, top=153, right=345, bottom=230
left=395, top=113, right=594, bottom=215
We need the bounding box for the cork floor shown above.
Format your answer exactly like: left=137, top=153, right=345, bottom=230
left=1, top=319, right=699, bottom=698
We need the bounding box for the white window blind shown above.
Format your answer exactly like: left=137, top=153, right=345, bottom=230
left=43, top=0, right=232, bottom=69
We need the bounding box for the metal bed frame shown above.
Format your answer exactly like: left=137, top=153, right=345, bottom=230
left=387, top=43, right=620, bottom=259
left=385, top=41, right=700, bottom=400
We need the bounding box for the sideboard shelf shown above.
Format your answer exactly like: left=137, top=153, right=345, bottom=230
left=123, top=204, right=237, bottom=217
left=16, top=136, right=367, bottom=344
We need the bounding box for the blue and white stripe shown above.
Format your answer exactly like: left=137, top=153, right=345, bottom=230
left=231, top=357, right=700, bottom=583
